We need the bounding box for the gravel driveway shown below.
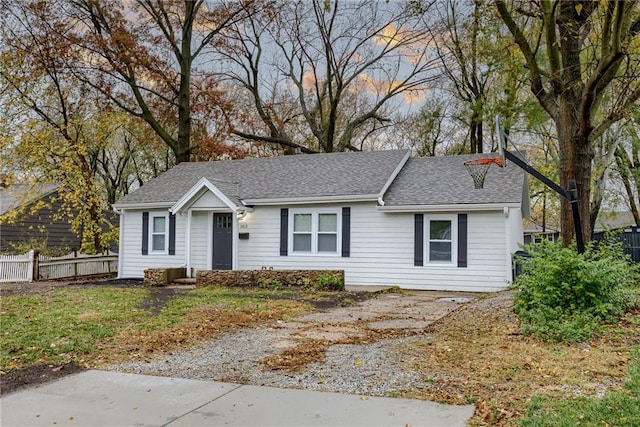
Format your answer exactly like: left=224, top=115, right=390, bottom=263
left=110, top=290, right=478, bottom=397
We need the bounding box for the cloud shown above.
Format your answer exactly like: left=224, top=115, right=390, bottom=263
left=359, top=73, right=427, bottom=105
left=372, top=24, right=402, bottom=48
left=302, top=72, right=316, bottom=91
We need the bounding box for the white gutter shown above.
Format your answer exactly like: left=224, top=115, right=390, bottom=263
left=112, top=202, right=173, bottom=210
left=242, top=194, right=378, bottom=206
left=377, top=149, right=411, bottom=206
left=377, top=203, right=521, bottom=212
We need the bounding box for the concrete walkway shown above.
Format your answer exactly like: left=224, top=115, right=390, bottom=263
left=1, top=370, right=475, bottom=426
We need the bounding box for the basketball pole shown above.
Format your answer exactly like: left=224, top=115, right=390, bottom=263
left=502, top=149, right=585, bottom=253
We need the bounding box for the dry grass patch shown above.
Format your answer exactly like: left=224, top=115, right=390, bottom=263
left=393, top=291, right=639, bottom=426
left=90, top=300, right=309, bottom=366
left=261, top=339, right=332, bottom=371
left=258, top=319, right=426, bottom=372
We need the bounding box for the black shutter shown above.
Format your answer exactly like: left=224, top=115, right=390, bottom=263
left=342, top=207, right=351, bottom=257
left=458, top=214, right=468, bottom=268
left=141, top=212, right=149, bottom=255
left=280, top=208, right=288, bottom=256
left=168, top=213, right=176, bottom=255
left=414, top=214, right=424, bottom=266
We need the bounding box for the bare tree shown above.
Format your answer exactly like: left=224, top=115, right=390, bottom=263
left=218, top=0, right=441, bottom=153
left=68, top=0, right=250, bottom=163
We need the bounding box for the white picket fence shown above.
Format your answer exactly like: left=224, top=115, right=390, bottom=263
left=0, top=251, right=34, bottom=282
left=0, top=250, right=118, bottom=283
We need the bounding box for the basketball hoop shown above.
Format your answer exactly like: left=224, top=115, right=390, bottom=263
left=464, top=157, right=503, bottom=189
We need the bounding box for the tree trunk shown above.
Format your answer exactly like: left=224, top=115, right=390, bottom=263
left=176, top=1, right=194, bottom=164
left=557, top=97, right=593, bottom=246
left=470, top=122, right=477, bottom=154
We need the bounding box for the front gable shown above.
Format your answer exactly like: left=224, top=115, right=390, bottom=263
left=190, top=189, right=229, bottom=210
left=170, top=178, right=239, bottom=214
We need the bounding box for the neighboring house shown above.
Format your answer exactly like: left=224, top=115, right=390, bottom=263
left=524, top=211, right=638, bottom=244
left=523, top=224, right=560, bottom=244
left=593, top=211, right=639, bottom=263
left=0, top=183, right=83, bottom=253
left=0, top=183, right=118, bottom=254
left=113, top=150, right=529, bottom=292
left=594, top=211, right=637, bottom=233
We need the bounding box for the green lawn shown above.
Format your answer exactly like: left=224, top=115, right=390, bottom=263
left=520, top=348, right=640, bottom=426
left=1, top=286, right=312, bottom=370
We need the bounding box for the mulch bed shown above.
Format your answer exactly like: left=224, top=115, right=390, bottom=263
left=0, top=363, right=86, bottom=396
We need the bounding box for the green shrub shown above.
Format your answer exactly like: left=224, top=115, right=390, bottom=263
left=512, top=240, right=638, bottom=343
left=313, top=272, right=344, bottom=291
left=257, top=277, right=283, bottom=290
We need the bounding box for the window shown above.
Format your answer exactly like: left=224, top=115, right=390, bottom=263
left=150, top=214, right=168, bottom=252
left=318, top=213, right=337, bottom=252
left=291, top=210, right=339, bottom=254
left=426, top=216, right=456, bottom=264
left=293, top=213, right=312, bottom=251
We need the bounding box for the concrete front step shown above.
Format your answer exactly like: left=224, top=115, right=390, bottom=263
left=172, top=277, right=196, bottom=285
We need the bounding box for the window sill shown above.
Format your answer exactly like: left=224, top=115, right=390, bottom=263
left=423, top=262, right=458, bottom=268
left=289, top=252, right=341, bottom=257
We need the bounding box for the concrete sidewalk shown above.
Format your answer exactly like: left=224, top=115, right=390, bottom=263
left=1, top=370, right=474, bottom=426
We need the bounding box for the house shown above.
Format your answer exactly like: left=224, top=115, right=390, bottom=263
left=0, top=183, right=82, bottom=253
left=593, top=211, right=639, bottom=263
left=113, top=150, right=529, bottom=292
left=0, top=183, right=118, bottom=254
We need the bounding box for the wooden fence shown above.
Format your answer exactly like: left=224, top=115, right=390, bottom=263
left=0, top=250, right=118, bottom=283
left=593, top=226, right=640, bottom=263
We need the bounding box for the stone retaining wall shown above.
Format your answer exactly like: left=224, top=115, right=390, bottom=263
left=196, top=269, right=344, bottom=290
left=143, top=267, right=186, bottom=287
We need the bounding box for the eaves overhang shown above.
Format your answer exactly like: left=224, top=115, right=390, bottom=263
left=112, top=201, right=172, bottom=213
left=241, top=194, right=379, bottom=206
left=377, top=202, right=522, bottom=212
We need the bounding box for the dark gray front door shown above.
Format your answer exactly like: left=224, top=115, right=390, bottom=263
left=213, top=213, right=232, bottom=270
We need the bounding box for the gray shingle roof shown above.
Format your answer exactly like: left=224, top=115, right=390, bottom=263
left=0, top=184, right=59, bottom=215
left=115, top=150, right=410, bottom=207
left=383, top=154, right=525, bottom=206
left=115, top=150, right=527, bottom=209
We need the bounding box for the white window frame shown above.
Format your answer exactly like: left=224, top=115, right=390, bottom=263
left=289, top=208, right=341, bottom=255
left=425, top=214, right=457, bottom=265
left=149, top=212, right=169, bottom=254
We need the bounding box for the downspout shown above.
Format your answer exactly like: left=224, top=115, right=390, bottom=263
left=185, top=210, right=192, bottom=277
left=504, top=207, right=511, bottom=282
left=113, top=207, right=124, bottom=278
left=377, top=150, right=411, bottom=206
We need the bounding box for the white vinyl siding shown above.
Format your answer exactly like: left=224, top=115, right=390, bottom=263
left=118, top=208, right=185, bottom=278
left=119, top=203, right=522, bottom=291
left=190, top=211, right=209, bottom=271
left=236, top=202, right=515, bottom=292
left=190, top=191, right=228, bottom=209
